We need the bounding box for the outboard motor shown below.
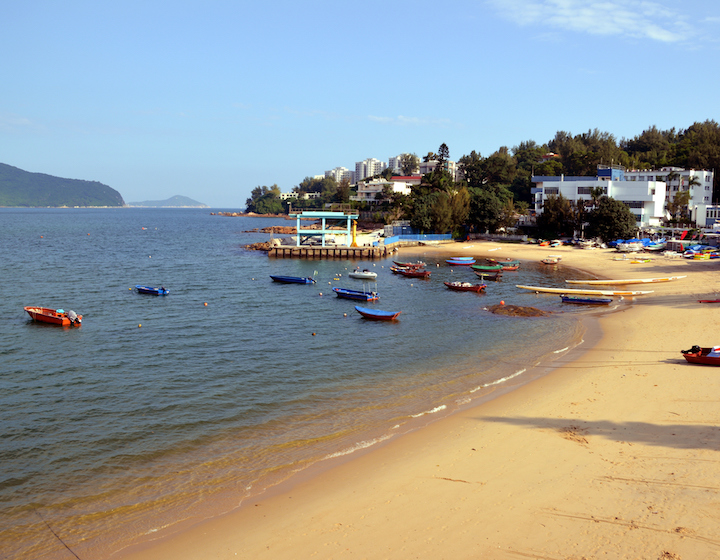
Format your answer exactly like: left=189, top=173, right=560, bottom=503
left=67, top=310, right=80, bottom=325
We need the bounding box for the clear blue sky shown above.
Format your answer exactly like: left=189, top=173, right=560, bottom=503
left=1, top=0, right=718, bottom=207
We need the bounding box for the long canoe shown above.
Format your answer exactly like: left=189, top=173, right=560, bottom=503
left=565, top=275, right=686, bottom=285
left=516, top=285, right=654, bottom=296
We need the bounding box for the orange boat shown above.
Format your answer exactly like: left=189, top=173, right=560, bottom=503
left=24, top=306, right=82, bottom=326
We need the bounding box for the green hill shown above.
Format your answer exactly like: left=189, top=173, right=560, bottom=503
left=127, top=195, right=208, bottom=207
left=0, top=163, right=125, bottom=207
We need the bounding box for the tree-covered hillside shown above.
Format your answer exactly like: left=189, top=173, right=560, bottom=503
left=0, top=163, right=125, bottom=207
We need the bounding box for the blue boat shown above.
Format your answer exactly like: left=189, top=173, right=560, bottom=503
left=135, top=285, right=169, bottom=295
left=446, top=258, right=476, bottom=266
left=333, top=287, right=378, bottom=301
left=354, top=305, right=401, bottom=321
left=560, top=295, right=612, bottom=305
left=270, top=275, right=316, bottom=284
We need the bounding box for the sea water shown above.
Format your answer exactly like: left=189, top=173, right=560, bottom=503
left=0, top=208, right=590, bottom=559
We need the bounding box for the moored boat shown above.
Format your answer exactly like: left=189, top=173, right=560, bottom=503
left=354, top=305, right=401, bottom=321
left=541, top=255, right=562, bottom=264
left=390, top=266, right=431, bottom=278
left=136, top=285, right=170, bottom=295
left=393, top=260, right=426, bottom=269
left=681, top=345, right=720, bottom=366
left=486, top=257, right=520, bottom=266
left=446, top=259, right=476, bottom=266
left=560, top=295, right=613, bottom=305
left=24, top=306, right=82, bottom=326
left=348, top=268, right=378, bottom=280
left=270, top=275, right=316, bottom=284
left=471, top=263, right=503, bottom=271
left=501, top=264, right=519, bottom=271
left=444, top=281, right=486, bottom=292
left=474, top=270, right=502, bottom=281
left=332, top=287, right=379, bottom=301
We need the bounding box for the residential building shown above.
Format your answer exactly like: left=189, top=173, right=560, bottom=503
left=351, top=179, right=412, bottom=203
left=355, top=158, right=387, bottom=182
left=419, top=159, right=458, bottom=180
left=532, top=165, right=667, bottom=228
left=325, top=166, right=354, bottom=183
left=388, top=153, right=417, bottom=174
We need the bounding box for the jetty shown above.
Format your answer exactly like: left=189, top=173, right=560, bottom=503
left=268, top=245, right=390, bottom=259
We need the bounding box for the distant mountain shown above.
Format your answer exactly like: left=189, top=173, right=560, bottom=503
left=127, top=195, right=208, bottom=208
left=0, top=163, right=125, bottom=207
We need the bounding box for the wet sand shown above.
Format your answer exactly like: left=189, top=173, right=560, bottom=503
left=117, top=241, right=720, bottom=559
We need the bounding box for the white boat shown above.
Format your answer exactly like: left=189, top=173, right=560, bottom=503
left=616, top=241, right=644, bottom=252
left=565, top=275, right=686, bottom=285
left=349, top=268, right=378, bottom=280
left=516, top=285, right=654, bottom=296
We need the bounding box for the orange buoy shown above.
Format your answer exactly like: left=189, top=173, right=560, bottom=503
left=138, top=324, right=142, bottom=328
left=500, top=300, right=505, bottom=305
left=204, top=302, right=208, bottom=306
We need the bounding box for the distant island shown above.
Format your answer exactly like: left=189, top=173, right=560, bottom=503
left=0, top=163, right=125, bottom=207
left=127, top=195, right=208, bottom=208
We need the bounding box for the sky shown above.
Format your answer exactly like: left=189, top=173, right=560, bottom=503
left=1, top=0, right=719, bottom=208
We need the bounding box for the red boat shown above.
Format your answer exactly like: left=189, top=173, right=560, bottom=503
left=501, top=265, right=519, bottom=271
left=443, top=281, right=486, bottom=292
left=390, top=266, right=431, bottom=278
left=698, top=299, right=720, bottom=303
left=393, top=260, right=426, bottom=269
left=24, top=306, right=82, bottom=326
left=681, top=345, right=720, bottom=365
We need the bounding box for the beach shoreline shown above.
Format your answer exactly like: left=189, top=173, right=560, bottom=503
left=116, top=241, right=720, bottom=560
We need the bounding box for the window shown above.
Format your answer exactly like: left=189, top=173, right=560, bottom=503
left=544, top=187, right=559, bottom=195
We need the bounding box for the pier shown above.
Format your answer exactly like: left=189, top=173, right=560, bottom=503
left=268, top=245, right=391, bottom=259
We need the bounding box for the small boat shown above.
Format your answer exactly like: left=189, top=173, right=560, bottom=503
left=444, top=281, right=486, bottom=292
left=270, top=275, right=316, bottom=284
left=541, top=255, right=562, bottom=264
left=24, top=306, right=82, bottom=326
left=446, top=259, right=476, bottom=266
left=471, top=264, right=503, bottom=271
left=681, top=345, right=720, bottom=366
left=448, top=256, right=474, bottom=261
left=486, top=257, right=520, bottom=266
left=390, top=266, right=431, bottom=278
left=565, top=276, right=686, bottom=285
left=474, top=270, right=502, bottom=281
left=516, top=285, right=653, bottom=296
left=355, top=305, right=401, bottom=321
left=348, top=268, right=378, bottom=280
left=698, top=299, right=720, bottom=303
left=560, top=295, right=613, bottom=305
left=393, top=260, right=426, bottom=269
left=332, top=287, right=379, bottom=301
left=501, top=264, right=519, bottom=271
left=136, top=285, right=170, bottom=295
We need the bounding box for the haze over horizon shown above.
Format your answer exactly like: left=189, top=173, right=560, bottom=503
left=2, top=1, right=718, bottom=208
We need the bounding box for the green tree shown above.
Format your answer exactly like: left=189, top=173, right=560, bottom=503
left=246, top=184, right=282, bottom=213
left=535, top=194, right=574, bottom=238
left=400, top=153, right=420, bottom=175
left=585, top=197, right=638, bottom=242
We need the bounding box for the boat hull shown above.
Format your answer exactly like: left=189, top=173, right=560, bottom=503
left=565, top=276, right=686, bottom=285
left=270, top=276, right=316, bottom=284
left=390, top=266, right=430, bottom=278
left=444, top=281, right=486, bottom=292
left=560, top=296, right=612, bottom=305
left=348, top=271, right=377, bottom=280
left=333, top=287, right=378, bottom=301
left=24, top=306, right=82, bottom=326
left=516, top=285, right=653, bottom=296
left=471, top=264, right=503, bottom=271
left=354, top=305, right=401, bottom=321
left=136, top=285, right=170, bottom=295
left=681, top=346, right=720, bottom=365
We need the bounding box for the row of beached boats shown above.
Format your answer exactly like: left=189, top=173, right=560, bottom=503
left=24, top=284, right=170, bottom=327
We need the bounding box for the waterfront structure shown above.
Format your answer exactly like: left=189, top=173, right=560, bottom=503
left=289, top=210, right=359, bottom=247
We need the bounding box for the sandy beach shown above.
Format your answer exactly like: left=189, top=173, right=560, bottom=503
left=117, top=241, right=720, bottom=560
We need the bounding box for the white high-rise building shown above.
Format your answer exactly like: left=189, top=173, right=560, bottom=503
left=355, top=158, right=387, bottom=183
left=325, top=167, right=353, bottom=183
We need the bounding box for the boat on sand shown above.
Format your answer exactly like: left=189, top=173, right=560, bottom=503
left=516, top=285, right=653, bottom=296
left=681, top=345, right=720, bottom=366
left=565, top=276, right=686, bottom=285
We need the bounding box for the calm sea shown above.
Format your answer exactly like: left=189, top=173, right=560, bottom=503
left=0, top=208, right=591, bottom=559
